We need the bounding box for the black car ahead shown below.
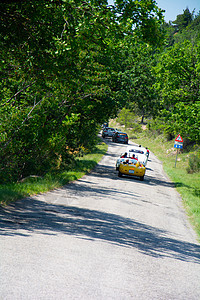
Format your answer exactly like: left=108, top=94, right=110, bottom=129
left=112, top=131, right=128, bottom=144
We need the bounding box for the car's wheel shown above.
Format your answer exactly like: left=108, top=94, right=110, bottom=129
left=118, top=171, right=122, bottom=177
left=140, top=175, right=144, bottom=181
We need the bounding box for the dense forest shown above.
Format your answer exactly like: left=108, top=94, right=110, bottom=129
left=0, top=0, right=199, bottom=183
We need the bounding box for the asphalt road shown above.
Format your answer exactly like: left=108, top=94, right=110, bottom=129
left=1, top=140, right=200, bottom=299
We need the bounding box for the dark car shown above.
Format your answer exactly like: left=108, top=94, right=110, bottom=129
left=102, top=127, right=116, bottom=138
left=112, top=131, right=128, bottom=144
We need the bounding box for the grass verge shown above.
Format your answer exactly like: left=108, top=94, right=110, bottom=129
left=0, top=141, right=108, bottom=206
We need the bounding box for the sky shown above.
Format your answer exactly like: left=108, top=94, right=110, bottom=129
left=155, top=0, right=200, bottom=22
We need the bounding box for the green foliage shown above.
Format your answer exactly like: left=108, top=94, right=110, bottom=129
left=172, top=7, right=193, bottom=32
left=163, top=9, right=200, bottom=46
left=187, top=152, right=200, bottom=174
left=0, top=141, right=108, bottom=205
left=114, top=0, right=165, bottom=46
left=117, top=40, right=159, bottom=122
left=116, top=108, right=143, bottom=136
left=0, top=0, right=164, bottom=183
left=147, top=118, right=174, bottom=140
left=130, top=123, right=142, bottom=133
left=116, top=108, right=135, bottom=128
left=150, top=9, right=200, bottom=143
left=153, top=40, right=200, bottom=143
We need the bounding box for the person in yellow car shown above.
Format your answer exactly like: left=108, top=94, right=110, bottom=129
left=120, top=152, right=127, bottom=158
left=118, top=154, right=146, bottom=181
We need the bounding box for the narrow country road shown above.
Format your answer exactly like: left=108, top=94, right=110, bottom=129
left=1, top=140, right=200, bottom=299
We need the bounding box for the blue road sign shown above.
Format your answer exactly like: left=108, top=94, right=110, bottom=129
left=174, top=144, right=183, bottom=149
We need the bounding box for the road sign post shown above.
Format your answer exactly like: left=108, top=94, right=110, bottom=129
left=174, top=134, right=183, bottom=167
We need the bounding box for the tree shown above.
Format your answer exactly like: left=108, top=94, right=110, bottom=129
left=153, top=40, right=200, bottom=142
left=117, top=40, right=158, bottom=123
left=172, top=7, right=193, bottom=32
left=0, top=0, right=164, bottom=182
left=163, top=8, right=200, bottom=46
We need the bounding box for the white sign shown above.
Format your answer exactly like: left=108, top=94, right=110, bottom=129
left=175, top=141, right=183, bottom=145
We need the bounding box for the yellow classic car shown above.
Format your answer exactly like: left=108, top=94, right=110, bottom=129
left=118, top=159, right=146, bottom=181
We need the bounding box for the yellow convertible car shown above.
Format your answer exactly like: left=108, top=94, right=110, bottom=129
left=118, top=159, right=146, bottom=181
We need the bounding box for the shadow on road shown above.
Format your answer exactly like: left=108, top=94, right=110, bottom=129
left=1, top=141, right=199, bottom=264
left=1, top=199, right=200, bottom=264
left=92, top=163, right=182, bottom=190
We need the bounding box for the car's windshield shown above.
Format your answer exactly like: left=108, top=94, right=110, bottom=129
left=127, top=155, right=138, bottom=160
left=128, top=149, right=144, bottom=154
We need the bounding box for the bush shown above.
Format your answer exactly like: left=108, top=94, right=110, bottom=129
left=187, top=152, right=200, bottom=174
left=116, top=108, right=136, bottom=128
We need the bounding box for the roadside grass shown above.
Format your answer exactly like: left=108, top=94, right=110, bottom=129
left=0, top=141, right=108, bottom=206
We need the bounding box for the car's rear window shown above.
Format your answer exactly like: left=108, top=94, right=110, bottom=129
left=105, top=127, right=115, bottom=131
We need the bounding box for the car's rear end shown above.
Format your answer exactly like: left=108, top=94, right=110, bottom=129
left=107, top=128, right=115, bottom=137
left=102, top=127, right=115, bottom=138
left=118, top=160, right=146, bottom=180
left=115, top=132, right=128, bottom=144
